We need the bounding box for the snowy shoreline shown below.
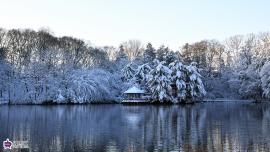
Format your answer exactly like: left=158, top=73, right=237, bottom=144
left=1, top=99, right=268, bottom=105
left=201, top=99, right=255, bottom=102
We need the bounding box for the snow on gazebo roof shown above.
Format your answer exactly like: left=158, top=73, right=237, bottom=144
left=124, top=86, right=145, bottom=94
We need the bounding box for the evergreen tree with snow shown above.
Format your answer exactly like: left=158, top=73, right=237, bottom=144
left=134, top=63, right=151, bottom=86
left=181, top=43, right=193, bottom=64
left=147, top=60, right=172, bottom=102
left=143, top=43, right=156, bottom=63
left=115, top=44, right=129, bottom=71
left=185, top=62, right=206, bottom=101
left=169, top=60, right=187, bottom=103
left=164, top=51, right=178, bottom=65
left=260, top=61, right=270, bottom=99
left=156, top=45, right=177, bottom=65
left=156, top=45, right=169, bottom=62
left=116, top=45, right=128, bottom=62
left=121, top=62, right=135, bottom=82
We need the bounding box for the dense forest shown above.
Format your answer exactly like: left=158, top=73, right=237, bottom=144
left=0, top=28, right=270, bottom=104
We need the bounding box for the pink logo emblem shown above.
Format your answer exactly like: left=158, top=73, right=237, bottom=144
left=3, top=138, right=13, bottom=149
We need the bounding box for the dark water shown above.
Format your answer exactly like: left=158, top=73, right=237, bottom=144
left=1, top=102, right=270, bottom=152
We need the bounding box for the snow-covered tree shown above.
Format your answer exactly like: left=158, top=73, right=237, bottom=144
left=121, top=62, right=135, bottom=81
left=169, top=61, right=187, bottom=102
left=55, top=69, right=117, bottom=103
left=66, top=70, right=103, bottom=103
left=115, top=44, right=129, bottom=71
left=0, top=52, right=12, bottom=102
left=164, top=51, right=178, bottom=65
left=134, top=63, right=151, bottom=85
left=147, top=60, right=172, bottom=102
left=143, top=43, right=156, bottom=63
left=238, top=66, right=262, bottom=100
left=116, top=45, right=128, bottom=62
left=156, top=45, right=169, bottom=62
left=185, top=62, right=206, bottom=101
left=260, top=62, right=270, bottom=99
left=22, top=62, right=49, bottom=104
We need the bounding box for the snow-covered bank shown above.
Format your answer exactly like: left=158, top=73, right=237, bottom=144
left=202, top=99, right=255, bottom=102
left=0, top=68, right=123, bottom=104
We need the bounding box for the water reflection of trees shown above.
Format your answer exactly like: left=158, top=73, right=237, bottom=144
left=0, top=103, right=270, bottom=151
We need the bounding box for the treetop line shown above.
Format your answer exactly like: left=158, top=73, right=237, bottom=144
left=0, top=28, right=269, bottom=104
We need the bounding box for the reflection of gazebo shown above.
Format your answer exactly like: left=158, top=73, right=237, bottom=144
left=122, top=86, right=150, bottom=103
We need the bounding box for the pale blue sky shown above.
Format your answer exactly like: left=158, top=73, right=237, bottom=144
left=0, top=0, right=269, bottom=49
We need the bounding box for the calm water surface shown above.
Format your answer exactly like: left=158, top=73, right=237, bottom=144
left=0, top=102, right=270, bottom=152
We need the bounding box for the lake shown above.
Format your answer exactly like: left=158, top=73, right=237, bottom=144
left=1, top=102, right=270, bottom=152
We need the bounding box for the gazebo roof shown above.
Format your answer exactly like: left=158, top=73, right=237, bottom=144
left=124, top=86, right=145, bottom=94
